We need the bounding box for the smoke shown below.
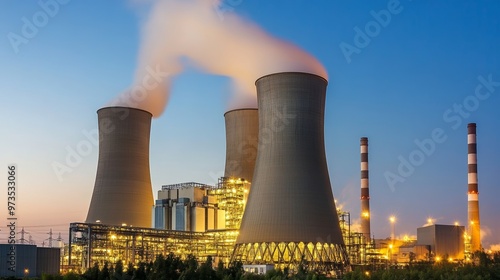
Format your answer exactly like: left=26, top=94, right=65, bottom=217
left=481, top=226, right=491, bottom=242
left=489, top=244, right=500, bottom=252
left=110, top=0, right=327, bottom=117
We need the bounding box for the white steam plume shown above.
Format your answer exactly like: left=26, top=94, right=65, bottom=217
left=110, top=0, right=327, bottom=117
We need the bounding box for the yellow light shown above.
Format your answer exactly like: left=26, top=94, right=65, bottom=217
left=121, top=223, right=127, bottom=226
left=111, top=235, right=117, bottom=240
left=436, top=256, right=441, bottom=262
left=365, top=271, right=370, bottom=276
left=454, top=221, right=459, bottom=226
left=448, top=258, right=453, bottom=262
left=389, top=244, right=393, bottom=249
left=389, top=216, right=396, bottom=223
left=362, top=211, right=370, bottom=218
left=427, top=218, right=433, bottom=225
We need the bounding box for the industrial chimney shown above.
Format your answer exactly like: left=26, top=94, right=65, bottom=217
left=86, top=107, right=154, bottom=228
left=233, top=72, right=348, bottom=270
left=224, top=109, right=259, bottom=182
left=467, top=123, right=480, bottom=252
left=360, top=137, right=371, bottom=243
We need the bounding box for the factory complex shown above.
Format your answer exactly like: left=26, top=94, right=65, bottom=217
left=60, top=72, right=482, bottom=275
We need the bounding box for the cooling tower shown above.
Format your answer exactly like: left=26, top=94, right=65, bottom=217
left=86, top=106, right=154, bottom=227
left=233, top=72, right=347, bottom=270
left=467, top=123, right=481, bottom=252
left=360, top=137, right=371, bottom=243
left=224, top=109, right=259, bottom=181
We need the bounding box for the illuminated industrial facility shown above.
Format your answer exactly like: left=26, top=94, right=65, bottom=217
left=66, top=74, right=484, bottom=275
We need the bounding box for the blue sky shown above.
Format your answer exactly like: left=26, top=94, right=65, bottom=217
left=0, top=0, right=499, bottom=248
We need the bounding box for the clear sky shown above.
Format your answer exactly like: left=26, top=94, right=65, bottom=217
left=1, top=1, right=499, bottom=249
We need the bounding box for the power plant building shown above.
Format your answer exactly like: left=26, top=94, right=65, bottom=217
left=69, top=73, right=482, bottom=273
left=0, top=245, right=60, bottom=278
left=416, top=224, right=465, bottom=261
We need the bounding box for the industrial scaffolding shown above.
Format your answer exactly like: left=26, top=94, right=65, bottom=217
left=67, top=223, right=238, bottom=269
left=338, top=211, right=379, bottom=266
left=67, top=177, right=248, bottom=269
left=209, top=177, right=249, bottom=230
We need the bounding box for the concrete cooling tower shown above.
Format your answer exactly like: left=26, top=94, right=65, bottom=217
left=233, top=72, right=348, bottom=270
left=86, top=107, right=154, bottom=228
left=224, top=109, right=259, bottom=181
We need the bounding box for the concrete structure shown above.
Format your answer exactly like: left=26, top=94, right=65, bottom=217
left=417, top=224, right=465, bottom=260
left=86, top=107, right=154, bottom=227
left=224, top=109, right=259, bottom=182
left=360, top=137, right=371, bottom=243
left=467, top=123, right=481, bottom=252
left=234, top=72, right=347, bottom=270
left=243, top=264, right=275, bottom=275
left=0, top=244, right=60, bottom=277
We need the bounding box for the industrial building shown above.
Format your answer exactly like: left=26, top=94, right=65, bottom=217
left=416, top=224, right=466, bottom=261
left=67, top=73, right=482, bottom=274
left=0, top=244, right=60, bottom=278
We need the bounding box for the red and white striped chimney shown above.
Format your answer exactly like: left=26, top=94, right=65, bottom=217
left=467, top=123, right=480, bottom=252
left=360, top=137, right=371, bottom=243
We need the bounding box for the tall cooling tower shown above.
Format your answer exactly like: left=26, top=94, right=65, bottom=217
left=86, top=107, right=154, bottom=228
left=467, top=123, right=481, bottom=252
left=224, top=109, right=259, bottom=181
left=360, top=137, right=371, bottom=243
left=233, top=72, right=348, bottom=270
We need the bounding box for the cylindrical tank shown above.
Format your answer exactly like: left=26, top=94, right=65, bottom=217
left=467, top=123, right=480, bottom=251
left=223, top=109, right=259, bottom=182
left=86, top=106, right=154, bottom=227
left=236, top=72, right=345, bottom=246
left=360, top=137, right=371, bottom=243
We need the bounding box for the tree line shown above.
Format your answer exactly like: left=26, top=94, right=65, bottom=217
left=344, top=251, right=500, bottom=280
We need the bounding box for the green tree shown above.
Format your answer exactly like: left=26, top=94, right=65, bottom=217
left=99, top=262, right=110, bottom=280
left=113, top=260, right=124, bottom=280
left=199, top=256, right=217, bottom=280
left=132, top=263, right=147, bottom=280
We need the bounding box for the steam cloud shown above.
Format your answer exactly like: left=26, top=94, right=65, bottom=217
left=110, top=0, right=327, bottom=117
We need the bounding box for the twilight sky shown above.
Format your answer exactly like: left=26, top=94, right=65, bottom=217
left=0, top=0, right=499, bottom=249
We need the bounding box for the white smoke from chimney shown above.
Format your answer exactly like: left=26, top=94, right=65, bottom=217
left=110, top=0, right=327, bottom=117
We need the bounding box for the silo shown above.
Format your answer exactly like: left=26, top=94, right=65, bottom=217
left=223, top=109, right=259, bottom=181
left=233, top=72, right=348, bottom=270
left=86, top=106, right=154, bottom=227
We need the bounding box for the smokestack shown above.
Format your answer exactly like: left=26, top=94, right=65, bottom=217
left=223, top=109, right=259, bottom=182
left=467, top=123, right=480, bottom=251
left=360, top=137, right=371, bottom=243
left=86, top=107, right=154, bottom=228
left=233, top=72, right=347, bottom=269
